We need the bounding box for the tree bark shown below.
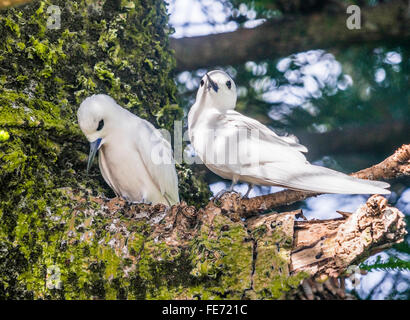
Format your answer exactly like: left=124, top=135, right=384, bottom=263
left=290, top=195, right=406, bottom=277
left=0, top=0, right=204, bottom=300
left=0, top=0, right=408, bottom=300
left=353, top=143, right=410, bottom=180
left=0, top=0, right=31, bottom=9
left=15, top=145, right=405, bottom=299
left=216, top=144, right=409, bottom=219
left=170, top=0, right=410, bottom=71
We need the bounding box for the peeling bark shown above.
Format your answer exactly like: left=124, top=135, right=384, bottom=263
left=290, top=195, right=407, bottom=277
left=79, top=187, right=406, bottom=299
left=353, top=144, right=410, bottom=180
left=98, top=147, right=408, bottom=276
left=0, top=0, right=408, bottom=300
left=73, top=145, right=408, bottom=299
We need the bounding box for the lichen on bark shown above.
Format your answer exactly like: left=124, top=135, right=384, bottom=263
left=1, top=0, right=402, bottom=301
left=0, top=0, right=211, bottom=299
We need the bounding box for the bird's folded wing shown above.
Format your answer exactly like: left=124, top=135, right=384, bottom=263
left=136, top=121, right=180, bottom=205
left=222, top=110, right=308, bottom=152
left=204, top=112, right=390, bottom=195
left=206, top=110, right=309, bottom=174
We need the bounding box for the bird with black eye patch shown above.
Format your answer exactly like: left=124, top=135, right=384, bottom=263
left=188, top=70, right=390, bottom=198
left=77, top=94, right=180, bottom=206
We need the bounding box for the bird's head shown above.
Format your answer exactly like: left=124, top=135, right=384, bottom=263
left=77, top=94, right=120, bottom=172
left=196, top=70, right=237, bottom=111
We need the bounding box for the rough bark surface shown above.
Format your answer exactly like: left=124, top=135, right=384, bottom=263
left=290, top=195, right=407, bottom=277
left=353, top=144, right=410, bottom=180
left=0, top=1, right=408, bottom=300
left=58, top=179, right=405, bottom=300
left=33, top=147, right=405, bottom=300
left=0, top=0, right=209, bottom=299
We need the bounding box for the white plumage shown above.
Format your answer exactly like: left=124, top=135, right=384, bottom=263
left=188, top=70, right=390, bottom=195
left=77, top=94, right=179, bottom=206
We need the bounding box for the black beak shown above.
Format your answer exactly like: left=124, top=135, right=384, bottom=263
left=206, top=73, right=218, bottom=92
left=87, top=138, right=102, bottom=173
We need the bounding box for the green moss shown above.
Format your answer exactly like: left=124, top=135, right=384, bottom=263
left=0, top=0, right=191, bottom=299
left=188, top=213, right=253, bottom=298
left=0, top=0, right=305, bottom=300
left=0, top=130, right=10, bottom=141
left=252, top=213, right=309, bottom=299
left=176, top=162, right=212, bottom=208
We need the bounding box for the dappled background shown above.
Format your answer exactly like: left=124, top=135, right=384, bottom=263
left=167, top=0, right=410, bottom=299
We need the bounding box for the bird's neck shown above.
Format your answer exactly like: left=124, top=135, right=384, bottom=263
left=188, top=102, right=223, bottom=131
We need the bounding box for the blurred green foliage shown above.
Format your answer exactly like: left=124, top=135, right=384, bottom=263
left=176, top=45, right=409, bottom=133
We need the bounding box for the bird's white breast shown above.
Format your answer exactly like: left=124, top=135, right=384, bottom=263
left=98, top=130, right=167, bottom=204
left=189, top=109, right=236, bottom=181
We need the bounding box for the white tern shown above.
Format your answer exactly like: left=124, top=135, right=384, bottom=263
left=78, top=94, right=180, bottom=206
left=188, top=70, right=390, bottom=197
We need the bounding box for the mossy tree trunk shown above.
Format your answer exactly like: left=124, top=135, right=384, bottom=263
left=0, top=0, right=209, bottom=299
left=0, top=1, right=407, bottom=300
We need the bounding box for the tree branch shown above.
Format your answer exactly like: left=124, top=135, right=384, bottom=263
left=290, top=195, right=407, bottom=277
left=86, top=186, right=406, bottom=299
left=71, top=144, right=408, bottom=299
left=240, top=194, right=406, bottom=299
left=352, top=143, right=410, bottom=180
left=216, top=144, right=410, bottom=218
left=0, top=0, right=31, bottom=9
left=170, top=0, right=410, bottom=71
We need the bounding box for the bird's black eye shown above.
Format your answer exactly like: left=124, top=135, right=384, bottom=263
left=200, top=79, right=204, bottom=87
left=226, top=80, right=232, bottom=89
left=97, top=119, right=104, bottom=131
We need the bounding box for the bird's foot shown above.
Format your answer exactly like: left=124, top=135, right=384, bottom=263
left=100, top=194, right=117, bottom=201
left=211, top=190, right=227, bottom=202
left=120, top=196, right=152, bottom=206
left=240, top=184, right=254, bottom=199
left=211, top=189, right=239, bottom=203
left=132, top=198, right=152, bottom=206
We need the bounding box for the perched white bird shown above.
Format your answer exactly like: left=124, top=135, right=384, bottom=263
left=188, top=70, right=390, bottom=197
left=77, top=94, right=180, bottom=206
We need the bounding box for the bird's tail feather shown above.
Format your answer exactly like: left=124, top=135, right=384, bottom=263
left=248, top=163, right=390, bottom=195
